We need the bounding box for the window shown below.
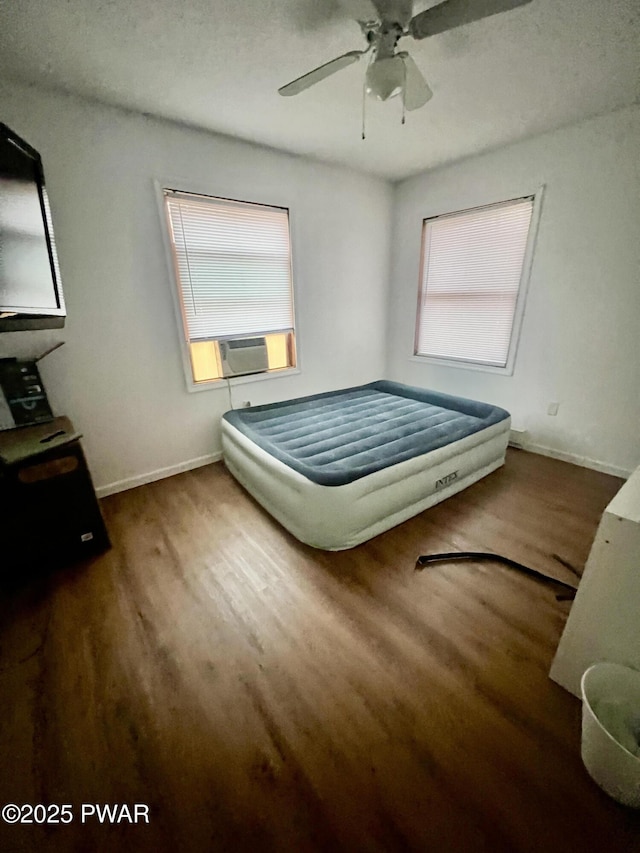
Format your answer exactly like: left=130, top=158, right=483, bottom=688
left=415, top=196, right=537, bottom=372
left=163, top=189, right=296, bottom=385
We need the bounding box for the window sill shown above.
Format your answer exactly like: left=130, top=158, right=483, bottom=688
left=409, top=355, right=514, bottom=377
left=187, top=366, right=301, bottom=393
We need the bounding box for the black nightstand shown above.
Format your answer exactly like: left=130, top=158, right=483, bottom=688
left=0, top=417, right=110, bottom=572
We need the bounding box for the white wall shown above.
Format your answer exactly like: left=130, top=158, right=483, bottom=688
left=0, top=81, right=392, bottom=494
left=387, top=105, right=640, bottom=477
left=1, top=80, right=637, bottom=493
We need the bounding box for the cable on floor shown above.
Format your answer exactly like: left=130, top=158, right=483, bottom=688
left=415, top=551, right=578, bottom=601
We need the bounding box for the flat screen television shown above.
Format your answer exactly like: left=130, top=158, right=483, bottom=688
left=0, top=122, right=66, bottom=332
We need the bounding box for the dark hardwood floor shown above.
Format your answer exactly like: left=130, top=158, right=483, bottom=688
left=1, top=449, right=639, bottom=852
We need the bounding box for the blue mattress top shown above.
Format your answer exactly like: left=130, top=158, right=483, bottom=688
left=223, top=380, right=510, bottom=486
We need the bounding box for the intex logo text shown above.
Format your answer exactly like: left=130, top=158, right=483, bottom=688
left=435, top=471, right=458, bottom=489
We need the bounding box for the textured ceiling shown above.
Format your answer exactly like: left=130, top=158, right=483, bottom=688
left=0, top=0, right=638, bottom=180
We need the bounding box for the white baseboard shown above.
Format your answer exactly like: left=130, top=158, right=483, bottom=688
left=516, top=441, right=631, bottom=480
left=94, top=442, right=631, bottom=500
left=95, top=452, right=223, bottom=498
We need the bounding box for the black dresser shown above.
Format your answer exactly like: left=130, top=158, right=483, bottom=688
left=0, top=417, right=110, bottom=571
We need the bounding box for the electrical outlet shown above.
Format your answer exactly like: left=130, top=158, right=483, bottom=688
left=547, top=402, right=559, bottom=416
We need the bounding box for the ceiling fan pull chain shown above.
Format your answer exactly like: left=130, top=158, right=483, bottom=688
left=361, top=77, right=367, bottom=140
left=401, top=58, right=407, bottom=125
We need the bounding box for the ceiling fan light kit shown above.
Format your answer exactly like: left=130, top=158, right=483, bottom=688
left=365, top=55, right=405, bottom=102
left=278, top=0, right=533, bottom=133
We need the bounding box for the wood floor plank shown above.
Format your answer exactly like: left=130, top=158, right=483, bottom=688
left=1, top=449, right=639, bottom=852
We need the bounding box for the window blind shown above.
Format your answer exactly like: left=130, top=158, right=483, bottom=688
left=415, top=197, right=534, bottom=368
left=164, top=190, right=294, bottom=342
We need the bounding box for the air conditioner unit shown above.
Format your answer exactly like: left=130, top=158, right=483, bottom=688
left=219, top=337, right=269, bottom=378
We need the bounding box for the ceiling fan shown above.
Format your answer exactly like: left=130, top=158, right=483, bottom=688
left=279, top=0, right=533, bottom=113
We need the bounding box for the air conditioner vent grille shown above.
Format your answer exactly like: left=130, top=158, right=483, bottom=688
left=219, top=337, right=269, bottom=378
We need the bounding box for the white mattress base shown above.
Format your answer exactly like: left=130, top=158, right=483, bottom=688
left=222, top=417, right=510, bottom=551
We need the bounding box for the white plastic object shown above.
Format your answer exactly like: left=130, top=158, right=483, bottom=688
left=580, top=662, right=640, bottom=808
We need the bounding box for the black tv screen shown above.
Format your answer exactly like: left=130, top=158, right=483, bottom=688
left=0, top=122, right=66, bottom=332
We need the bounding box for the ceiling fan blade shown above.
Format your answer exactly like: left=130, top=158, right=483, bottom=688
left=400, top=53, right=433, bottom=111
left=278, top=51, right=364, bottom=96
left=409, top=0, right=533, bottom=40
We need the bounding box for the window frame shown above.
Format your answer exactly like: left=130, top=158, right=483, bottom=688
left=412, top=187, right=544, bottom=377
left=155, top=178, right=301, bottom=393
